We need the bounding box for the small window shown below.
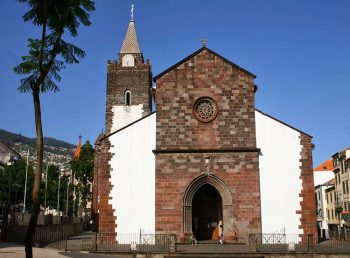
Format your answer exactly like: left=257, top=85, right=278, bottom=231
left=125, top=90, right=131, bottom=106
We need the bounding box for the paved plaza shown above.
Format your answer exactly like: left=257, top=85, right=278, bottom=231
left=0, top=242, right=127, bottom=258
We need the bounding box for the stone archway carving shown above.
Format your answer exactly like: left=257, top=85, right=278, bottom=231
left=183, top=175, right=233, bottom=236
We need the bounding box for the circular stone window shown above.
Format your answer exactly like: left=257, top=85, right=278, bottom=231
left=193, top=97, right=218, bottom=123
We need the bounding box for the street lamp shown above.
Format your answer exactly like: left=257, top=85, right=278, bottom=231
left=23, top=150, right=29, bottom=213
left=57, top=170, right=61, bottom=213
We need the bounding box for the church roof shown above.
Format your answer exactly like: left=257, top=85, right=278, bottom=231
left=153, top=47, right=256, bottom=81
left=120, top=21, right=141, bottom=54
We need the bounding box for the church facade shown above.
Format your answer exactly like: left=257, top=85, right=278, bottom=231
left=92, top=16, right=317, bottom=242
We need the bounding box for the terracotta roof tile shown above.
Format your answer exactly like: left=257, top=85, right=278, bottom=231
left=313, top=159, right=334, bottom=171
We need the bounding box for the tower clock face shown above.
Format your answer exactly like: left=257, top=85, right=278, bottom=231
left=122, top=54, right=135, bottom=67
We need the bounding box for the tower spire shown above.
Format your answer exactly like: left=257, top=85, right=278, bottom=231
left=120, top=4, right=141, bottom=54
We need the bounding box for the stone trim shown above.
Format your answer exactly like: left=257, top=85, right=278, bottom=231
left=182, top=174, right=233, bottom=236
left=153, top=147, right=260, bottom=154
left=298, top=133, right=317, bottom=237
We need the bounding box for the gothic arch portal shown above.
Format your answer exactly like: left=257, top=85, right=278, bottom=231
left=183, top=175, right=234, bottom=237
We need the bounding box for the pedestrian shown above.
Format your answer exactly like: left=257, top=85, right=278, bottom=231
left=219, top=234, right=224, bottom=245
left=190, top=233, right=198, bottom=245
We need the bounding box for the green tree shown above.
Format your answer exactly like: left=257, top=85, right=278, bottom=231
left=13, top=1, right=95, bottom=257
left=70, top=140, right=94, bottom=216
left=0, top=159, right=35, bottom=209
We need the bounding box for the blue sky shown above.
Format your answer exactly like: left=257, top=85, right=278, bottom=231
left=0, top=0, right=349, bottom=166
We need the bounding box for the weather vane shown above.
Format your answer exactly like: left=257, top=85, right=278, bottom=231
left=131, top=4, right=135, bottom=21
left=201, top=36, right=207, bottom=47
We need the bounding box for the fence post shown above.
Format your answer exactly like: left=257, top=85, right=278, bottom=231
left=91, top=232, right=97, bottom=252
left=170, top=234, right=177, bottom=253
left=307, top=234, right=314, bottom=253
left=249, top=234, right=257, bottom=252
left=64, top=233, right=68, bottom=252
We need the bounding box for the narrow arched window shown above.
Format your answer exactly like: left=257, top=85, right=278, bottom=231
left=125, top=90, right=131, bottom=106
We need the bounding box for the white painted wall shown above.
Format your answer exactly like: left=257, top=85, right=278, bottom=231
left=111, top=105, right=144, bottom=132
left=315, top=185, right=330, bottom=235
left=108, top=113, right=156, bottom=234
left=313, top=171, right=334, bottom=187
left=256, top=111, right=303, bottom=234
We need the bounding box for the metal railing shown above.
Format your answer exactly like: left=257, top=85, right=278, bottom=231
left=92, top=232, right=176, bottom=253
left=34, top=227, right=67, bottom=251
left=249, top=233, right=350, bottom=254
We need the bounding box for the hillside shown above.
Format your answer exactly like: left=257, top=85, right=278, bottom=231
left=0, top=129, right=76, bottom=171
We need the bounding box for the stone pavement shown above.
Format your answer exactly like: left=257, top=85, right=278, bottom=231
left=0, top=242, right=128, bottom=258
left=0, top=242, right=66, bottom=258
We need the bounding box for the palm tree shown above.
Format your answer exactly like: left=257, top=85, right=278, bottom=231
left=13, top=1, right=95, bottom=257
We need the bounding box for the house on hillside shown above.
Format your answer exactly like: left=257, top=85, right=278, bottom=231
left=0, top=141, right=21, bottom=172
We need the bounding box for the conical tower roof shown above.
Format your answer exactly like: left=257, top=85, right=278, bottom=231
left=120, top=21, right=141, bottom=54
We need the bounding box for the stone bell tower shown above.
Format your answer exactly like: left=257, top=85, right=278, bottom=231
left=105, top=5, right=152, bottom=135
left=93, top=5, right=152, bottom=235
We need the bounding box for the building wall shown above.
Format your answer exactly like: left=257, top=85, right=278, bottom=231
left=256, top=111, right=316, bottom=235
left=314, top=171, right=334, bottom=187
left=154, top=49, right=261, bottom=242
left=108, top=114, right=156, bottom=234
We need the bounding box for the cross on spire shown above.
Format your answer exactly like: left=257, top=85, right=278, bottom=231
left=131, top=4, right=135, bottom=21
left=201, top=36, right=207, bottom=47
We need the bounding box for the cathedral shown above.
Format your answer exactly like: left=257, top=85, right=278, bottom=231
left=92, top=10, right=317, bottom=243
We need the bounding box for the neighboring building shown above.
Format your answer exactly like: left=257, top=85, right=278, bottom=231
left=313, top=159, right=335, bottom=239
left=325, top=184, right=339, bottom=229
left=93, top=10, right=317, bottom=242
left=315, top=178, right=334, bottom=239
left=332, top=148, right=350, bottom=227
left=0, top=141, right=21, bottom=171
left=314, top=159, right=334, bottom=186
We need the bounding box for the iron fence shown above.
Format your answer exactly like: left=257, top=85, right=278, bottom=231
left=94, top=232, right=176, bottom=253
left=249, top=233, right=350, bottom=254
left=34, top=227, right=67, bottom=251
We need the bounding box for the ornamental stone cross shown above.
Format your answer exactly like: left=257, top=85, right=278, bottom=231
left=201, top=36, right=207, bottom=47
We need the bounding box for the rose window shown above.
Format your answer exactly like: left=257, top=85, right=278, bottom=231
left=193, top=97, right=218, bottom=123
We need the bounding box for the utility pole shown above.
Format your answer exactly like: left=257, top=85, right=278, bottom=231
left=23, top=149, right=29, bottom=213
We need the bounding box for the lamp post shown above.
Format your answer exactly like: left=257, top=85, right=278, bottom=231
left=57, top=171, right=61, bottom=212
left=23, top=150, right=29, bottom=213
left=66, top=170, right=71, bottom=216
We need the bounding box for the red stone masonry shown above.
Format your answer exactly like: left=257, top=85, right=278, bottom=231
left=298, top=133, right=317, bottom=237
left=154, top=48, right=261, bottom=242
left=155, top=49, right=257, bottom=150
left=93, top=137, right=116, bottom=236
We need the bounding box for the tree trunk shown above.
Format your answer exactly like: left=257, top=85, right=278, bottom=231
left=25, top=90, right=43, bottom=258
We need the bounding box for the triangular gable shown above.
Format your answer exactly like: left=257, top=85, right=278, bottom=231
left=153, top=47, right=256, bottom=81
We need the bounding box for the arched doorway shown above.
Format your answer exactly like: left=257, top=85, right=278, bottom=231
left=192, top=184, right=222, bottom=240
left=183, top=175, right=233, bottom=240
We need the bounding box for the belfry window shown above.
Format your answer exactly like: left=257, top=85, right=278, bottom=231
left=125, top=90, right=131, bottom=106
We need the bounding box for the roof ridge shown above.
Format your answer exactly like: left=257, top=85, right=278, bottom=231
left=153, top=47, right=256, bottom=81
